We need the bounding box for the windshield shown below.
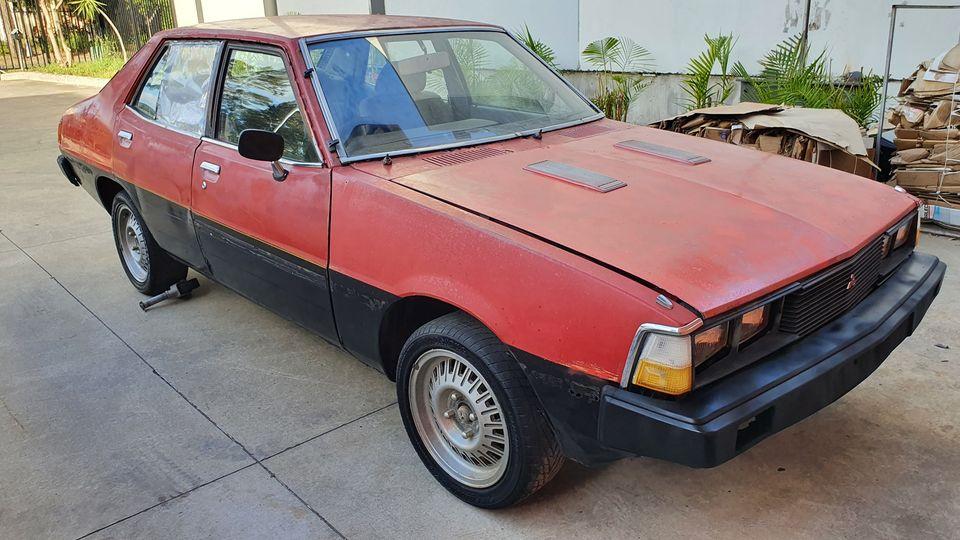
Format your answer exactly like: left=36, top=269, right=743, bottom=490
left=307, top=30, right=598, bottom=159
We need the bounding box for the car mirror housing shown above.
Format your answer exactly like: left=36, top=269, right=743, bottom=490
left=238, top=129, right=288, bottom=181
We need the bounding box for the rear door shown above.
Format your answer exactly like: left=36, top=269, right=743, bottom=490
left=113, top=40, right=222, bottom=268
left=190, top=43, right=337, bottom=341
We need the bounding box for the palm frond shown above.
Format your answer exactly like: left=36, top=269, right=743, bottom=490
left=514, top=24, right=557, bottom=69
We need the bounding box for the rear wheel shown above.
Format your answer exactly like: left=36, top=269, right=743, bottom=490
left=110, top=191, right=187, bottom=295
left=397, top=313, right=564, bottom=508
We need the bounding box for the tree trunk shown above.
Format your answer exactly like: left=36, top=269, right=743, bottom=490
left=46, top=0, right=73, bottom=66
left=97, top=7, right=127, bottom=62
left=37, top=0, right=66, bottom=66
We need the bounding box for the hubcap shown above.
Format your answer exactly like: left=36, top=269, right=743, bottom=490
left=409, top=349, right=509, bottom=488
left=116, top=205, right=149, bottom=282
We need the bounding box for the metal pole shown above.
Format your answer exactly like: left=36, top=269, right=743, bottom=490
left=873, top=4, right=960, bottom=165
left=874, top=5, right=898, bottom=162
left=800, top=0, right=811, bottom=60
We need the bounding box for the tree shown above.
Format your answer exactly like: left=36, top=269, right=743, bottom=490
left=680, top=34, right=736, bottom=111
left=38, top=0, right=73, bottom=66
left=514, top=24, right=557, bottom=69
left=582, top=37, right=654, bottom=122
left=71, top=0, right=127, bottom=61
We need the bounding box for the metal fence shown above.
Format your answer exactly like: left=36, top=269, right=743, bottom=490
left=0, top=0, right=176, bottom=71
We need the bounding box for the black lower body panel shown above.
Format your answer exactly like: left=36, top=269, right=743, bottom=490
left=193, top=217, right=338, bottom=343
left=523, top=252, right=945, bottom=468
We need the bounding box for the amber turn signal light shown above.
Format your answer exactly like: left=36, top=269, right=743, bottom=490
left=739, top=305, right=769, bottom=343
left=693, top=323, right=728, bottom=366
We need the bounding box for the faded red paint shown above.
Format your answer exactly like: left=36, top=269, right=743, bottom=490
left=57, top=18, right=919, bottom=383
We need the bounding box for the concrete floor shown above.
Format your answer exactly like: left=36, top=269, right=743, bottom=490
left=1, top=79, right=958, bottom=539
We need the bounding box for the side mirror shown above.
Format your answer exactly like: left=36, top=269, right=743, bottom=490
left=238, top=129, right=288, bottom=182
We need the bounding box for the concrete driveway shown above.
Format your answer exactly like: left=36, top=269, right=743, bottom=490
left=1, top=79, right=958, bottom=539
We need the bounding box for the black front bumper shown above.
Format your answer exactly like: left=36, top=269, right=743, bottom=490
left=597, top=252, right=945, bottom=468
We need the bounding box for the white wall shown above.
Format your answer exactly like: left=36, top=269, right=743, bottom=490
left=277, top=0, right=370, bottom=15
left=577, top=0, right=960, bottom=77
left=200, top=0, right=266, bottom=22
left=176, top=0, right=960, bottom=81
left=385, top=0, right=580, bottom=69
left=173, top=0, right=200, bottom=26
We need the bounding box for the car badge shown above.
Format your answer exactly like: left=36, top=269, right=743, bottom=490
left=846, top=274, right=857, bottom=291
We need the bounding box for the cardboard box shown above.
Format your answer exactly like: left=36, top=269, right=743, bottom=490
left=757, top=134, right=783, bottom=153
left=817, top=147, right=876, bottom=179
left=894, top=168, right=960, bottom=189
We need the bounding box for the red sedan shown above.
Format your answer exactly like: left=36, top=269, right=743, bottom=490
left=57, top=15, right=945, bottom=507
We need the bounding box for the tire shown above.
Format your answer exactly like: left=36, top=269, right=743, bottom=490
left=397, top=312, right=564, bottom=508
left=110, top=191, right=187, bottom=295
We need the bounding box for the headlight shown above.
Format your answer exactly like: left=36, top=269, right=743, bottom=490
left=630, top=322, right=727, bottom=395
left=693, top=323, right=728, bottom=365
left=893, top=223, right=910, bottom=250
left=739, top=305, right=769, bottom=342
left=632, top=333, right=693, bottom=395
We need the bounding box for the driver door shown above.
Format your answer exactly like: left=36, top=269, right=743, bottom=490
left=191, top=43, right=335, bottom=341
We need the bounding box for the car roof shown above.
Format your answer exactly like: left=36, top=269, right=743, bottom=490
left=188, top=15, right=499, bottom=39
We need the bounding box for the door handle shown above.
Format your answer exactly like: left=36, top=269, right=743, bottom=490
left=117, top=130, right=133, bottom=148
left=199, top=161, right=221, bottom=174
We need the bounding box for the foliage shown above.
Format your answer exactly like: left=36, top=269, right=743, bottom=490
left=834, top=73, right=884, bottom=128
left=581, top=36, right=654, bottom=122
left=66, top=30, right=93, bottom=53
left=70, top=0, right=128, bottom=61
left=34, top=54, right=124, bottom=78
left=733, top=34, right=884, bottom=128
left=733, top=34, right=833, bottom=108
left=680, top=34, right=736, bottom=111
left=514, top=24, right=557, bottom=69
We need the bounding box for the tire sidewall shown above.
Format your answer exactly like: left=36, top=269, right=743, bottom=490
left=397, top=332, right=530, bottom=507
left=111, top=191, right=151, bottom=293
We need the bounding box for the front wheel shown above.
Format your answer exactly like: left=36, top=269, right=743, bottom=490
left=110, top=191, right=187, bottom=295
left=397, top=313, right=564, bottom=508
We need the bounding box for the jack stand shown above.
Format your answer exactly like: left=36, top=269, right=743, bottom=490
left=139, top=278, right=200, bottom=311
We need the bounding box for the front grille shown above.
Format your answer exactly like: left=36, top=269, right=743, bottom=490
left=779, top=236, right=886, bottom=336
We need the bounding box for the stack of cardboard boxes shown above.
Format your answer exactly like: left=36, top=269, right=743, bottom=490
left=652, top=102, right=876, bottom=178
left=889, top=44, right=960, bottom=205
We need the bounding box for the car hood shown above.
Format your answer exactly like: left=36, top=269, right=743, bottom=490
left=354, top=122, right=916, bottom=317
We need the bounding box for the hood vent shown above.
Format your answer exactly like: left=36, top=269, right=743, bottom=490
left=615, top=139, right=711, bottom=165
left=524, top=160, right=626, bottom=193
left=422, top=146, right=511, bottom=167
left=558, top=123, right=614, bottom=139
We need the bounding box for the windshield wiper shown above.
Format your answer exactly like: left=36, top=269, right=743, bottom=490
left=516, top=128, right=543, bottom=140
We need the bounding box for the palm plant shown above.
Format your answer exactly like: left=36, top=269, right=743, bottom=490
left=514, top=24, right=557, bottom=69
left=833, top=73, right=884, bottom=128
left=582, top=37, right=654, bottom=122
left=680, top=34, right=736, bottom=111
left=734, top=35, right=884, bottom=128
left=71, top=0, right=128, bottom=61
left=733, top=34, right=833, bottom=109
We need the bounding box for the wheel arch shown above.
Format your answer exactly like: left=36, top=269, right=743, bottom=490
left=95, top=176, right=125, bottom=212
left=377, top=294, right=462, bottom=381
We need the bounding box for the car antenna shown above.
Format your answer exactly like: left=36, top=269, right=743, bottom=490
left=531, top=129, right=543, bottom=140
left=382, top=154, right=393, bottom=166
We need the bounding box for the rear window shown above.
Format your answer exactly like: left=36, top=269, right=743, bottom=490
left=132, top=40, right=219, bottom=136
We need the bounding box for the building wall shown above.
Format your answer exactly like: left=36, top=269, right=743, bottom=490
left=277, top=0, right=369, bottom=15
left=384, top=0, right=580, bottom=70
left=173, top=0, right=200, bottom=26
left=577, top=0, right=960, bottom=77
left=172, top=0, right=960, bottom=123
left=196, top=0, right=267, bottom=23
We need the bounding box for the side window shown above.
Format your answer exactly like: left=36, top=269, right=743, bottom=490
left=217, top=49, right=320, bottom=163
left=132, top=41, right=219, bottom=135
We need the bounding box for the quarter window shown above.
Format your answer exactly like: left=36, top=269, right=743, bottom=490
left=216, top=49, right=320, bottom=163
left=132, top=41, right=219, bottom=136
